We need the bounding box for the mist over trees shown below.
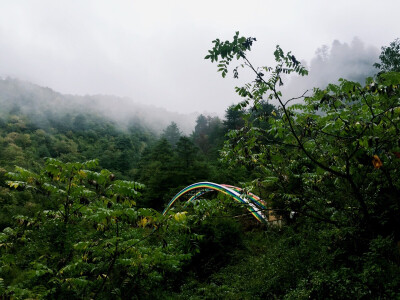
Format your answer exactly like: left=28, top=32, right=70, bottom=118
left=0, top=78, right=197, bottom=134
left=281, top=38, right=379, bottom=103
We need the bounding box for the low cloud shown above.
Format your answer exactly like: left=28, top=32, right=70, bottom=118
left=281, top=38, right=380, bottom=101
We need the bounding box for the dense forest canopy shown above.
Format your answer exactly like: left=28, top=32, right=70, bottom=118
left=0, top=35, right=400, bottom=299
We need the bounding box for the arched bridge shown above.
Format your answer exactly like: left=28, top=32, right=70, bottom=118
left=163, top=182, right=272, bottom=223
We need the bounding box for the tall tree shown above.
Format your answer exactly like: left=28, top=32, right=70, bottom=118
left=194, top=114, right=208, bottom=136
left=176, top=136, right=198, bottom=168
left=374, top=38, right=400, bottom=73
left=193, top=115, right=210, bottom=154
left=138, top=138, right=179, bottom=209
left=161, top=122, right=181, bottom=147
left=223, top=105, right=245, bottom=132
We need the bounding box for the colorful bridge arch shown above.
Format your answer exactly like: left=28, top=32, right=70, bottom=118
left=162, top=182, right=269, bottom=223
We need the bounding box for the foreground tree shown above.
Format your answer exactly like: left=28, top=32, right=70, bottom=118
left=0, top=159, right=198, bottom=298
left=206, top=32, right=400, bottom=297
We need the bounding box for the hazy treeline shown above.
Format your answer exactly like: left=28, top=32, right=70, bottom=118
left=0, top=77, right=197, bottom=134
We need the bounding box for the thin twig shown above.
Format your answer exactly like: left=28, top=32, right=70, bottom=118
left=284, top=90, right=309, bottom=106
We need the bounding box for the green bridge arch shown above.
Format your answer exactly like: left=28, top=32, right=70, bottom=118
left=163, top=182, right=269, bottom=223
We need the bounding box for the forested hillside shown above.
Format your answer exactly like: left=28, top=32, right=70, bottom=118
left=0, top=37, right=400, bottom=299
left=0, top=78, right=197, bottom=135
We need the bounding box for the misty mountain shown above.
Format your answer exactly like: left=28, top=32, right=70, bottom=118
left=282, top=38, right=379, bottom=101
left=0, top=77, right=197, bottom=134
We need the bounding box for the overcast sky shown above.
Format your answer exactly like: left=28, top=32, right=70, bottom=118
left=0, top=0, right=399, bottom=115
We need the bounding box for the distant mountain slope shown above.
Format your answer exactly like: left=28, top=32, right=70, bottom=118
left=0, top=77, right=197, bottom=134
